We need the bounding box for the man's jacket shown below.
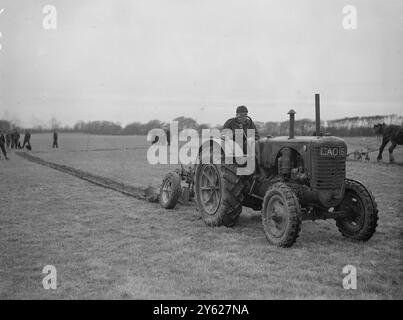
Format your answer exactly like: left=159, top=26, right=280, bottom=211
left=223, top=117, right=260, bottom=140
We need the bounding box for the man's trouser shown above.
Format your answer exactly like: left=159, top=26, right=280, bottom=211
left=22, top=140, right=31, bottom=149
left=0, top=143, right=7, bottom=158
left=53, top=140, right=58, bottom=148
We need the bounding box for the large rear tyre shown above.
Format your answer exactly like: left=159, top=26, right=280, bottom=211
left=159, top=172, right=182, bottom=209
left=335, top=178, right=378, bottom=241
left=195, top=163, right=244, bottom=227
left=262, top=182, right=301, bottom=247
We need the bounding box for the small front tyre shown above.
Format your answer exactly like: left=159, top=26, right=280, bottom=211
left=159, top=172, right=182, bottom=209
left=262, top=183, right=301, bottom=247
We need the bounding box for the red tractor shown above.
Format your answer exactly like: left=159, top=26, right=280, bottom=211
left=160, top=94, right=378, bottom=247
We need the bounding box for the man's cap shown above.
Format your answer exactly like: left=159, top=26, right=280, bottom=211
left=236, top=105, right=248, bottom=114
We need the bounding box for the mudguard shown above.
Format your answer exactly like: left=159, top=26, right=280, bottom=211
left=197, top=138, right=247, bottom=165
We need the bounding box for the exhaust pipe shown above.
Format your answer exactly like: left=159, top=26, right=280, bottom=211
left=288, top=109, right=296, bottom=139
left=315, top=93, right=321, bottom=136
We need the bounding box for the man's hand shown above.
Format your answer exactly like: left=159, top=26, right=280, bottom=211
left=247, top=136, right=256, bottom=144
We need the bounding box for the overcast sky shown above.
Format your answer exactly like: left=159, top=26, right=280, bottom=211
left=0, top=0, right=402, bottom=128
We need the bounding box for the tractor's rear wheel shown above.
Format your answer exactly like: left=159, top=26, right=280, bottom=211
left=335, top=179, right=378, bottom=241
left=195, top=163, right=244, bottom=227
left=159, top=172, right=182, bottom=209
left=262, top=182, right=301, bottom=247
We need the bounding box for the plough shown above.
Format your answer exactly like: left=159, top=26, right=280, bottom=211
left=346, top=148, right=378, bottom=161
left=159, top=164, right=195, bottom=209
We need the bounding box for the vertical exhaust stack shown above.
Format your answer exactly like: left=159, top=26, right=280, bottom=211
left=288, top=109, right=296, bottom=139
left=315, top=93, right=321, bottom=136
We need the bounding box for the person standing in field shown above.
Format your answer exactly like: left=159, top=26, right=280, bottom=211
left=0, top=130, right=9, bottom=160
left=151, top=127, right=171, bottom=145
left=5, top=131, right=11, bottom=149
left=10, top=131, right=15, bottom=149
left=22, top=130, right=32, bottom=150
left=13, top=130, right=21, bottom=149
left=165, top=127, right=171, bottom=146
left=52, top=130, right=59, bottom=148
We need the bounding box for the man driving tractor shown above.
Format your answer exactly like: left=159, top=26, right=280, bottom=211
left=223, top=105, right=260, bottom=162
left=223, top=105, right=259, bottom=141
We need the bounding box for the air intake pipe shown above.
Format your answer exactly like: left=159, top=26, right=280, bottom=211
left=315, top=93, right=321, bottom=136
left=288, top=109, right=296, bottom=139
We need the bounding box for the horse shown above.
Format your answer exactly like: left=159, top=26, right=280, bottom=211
left=373, top=123, right=403, bottom=163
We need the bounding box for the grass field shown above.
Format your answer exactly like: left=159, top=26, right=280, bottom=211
left=1, top=133, right=402, bottom=299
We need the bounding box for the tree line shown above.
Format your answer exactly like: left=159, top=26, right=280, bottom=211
left=1, top=114, right=402, bottom=137
left=255, top=114, right=402, bottom=137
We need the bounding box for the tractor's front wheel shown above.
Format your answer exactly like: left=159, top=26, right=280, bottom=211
left=262, top=183, right=301, bottom=247
left=335, top=179, right=378, bottom=241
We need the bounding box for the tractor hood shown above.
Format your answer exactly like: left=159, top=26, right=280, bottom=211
left=258, top=135, right=347, bottom=168
left=261, top=135, right=346, bottom=144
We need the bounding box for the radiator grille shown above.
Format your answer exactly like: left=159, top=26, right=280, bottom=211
left=312, top=148, right=346, bottom=189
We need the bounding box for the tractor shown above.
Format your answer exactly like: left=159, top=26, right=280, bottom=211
left=159, top=94, right=379, bottom=247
